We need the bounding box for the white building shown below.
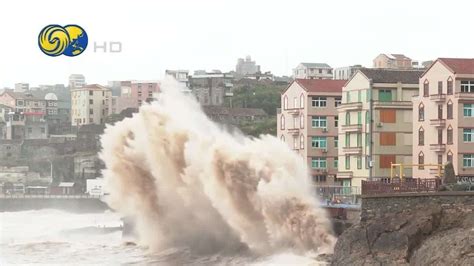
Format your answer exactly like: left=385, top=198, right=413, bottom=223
left=236, top=56, right=260, bottom=76
left=334, top=65, right=363, bottom=80
left=71, top=84, right=112, bottom=126
left=14, top=83, right=29, bottom=92
left=293, top=63, right=333, bottom=80
left=69, top=74, right=86, bottom=89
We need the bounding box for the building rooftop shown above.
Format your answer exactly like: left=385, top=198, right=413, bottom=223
left=300, top=63, right=331, bottom=68
left=293, top=79, right=346, bottom=93
left=72, top=84, right=110, bottom=91
left=438, top=58, right=474, bottom=75
left=202, top=106, right=267, bottom=117
left=358, top=68, right=423, bottom=84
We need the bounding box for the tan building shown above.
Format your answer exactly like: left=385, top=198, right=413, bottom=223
left=337, top=68, right=423, bottom=190
left=277, top=79, right=346, bottom=186
left=373, top=54, right=412, bottom=69
left=413, top=58, right=474, bottom=179
left=71, top=84, right=112, bottom=126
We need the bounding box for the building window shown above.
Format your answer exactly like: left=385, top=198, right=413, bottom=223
left=293, top=136, right=298, bottom=150
left=89, top=99, right=93, bottom=104
left=366, top=133, right=370, bottom=147
left=447, top=102, right=453, bottom=119
left=380, top=155, right=396, bottom=169
left=300, top=134, right=304, bottom=149
left=334, top=158, right=338, bottom=169
left=28, top=127, right=32, bottom=133
left=345, top=112, right=350, bottom=125
left=293, top=97, right=297, bottom=108
left=438, top=154, right=443, bottom=165
left=300, top=94, right=304, bottom=108
left=379, top=89, right=392, bottom=102
left=346, top=91, right=351, bottom=103
left=311, top=97, right=327, bottom=107
left=345, top=132, right=350, bottom=147
left=311, top=136, right=327, bottom=149
left=464, top=104, right=474, bottom=117
left=366, top=89, right=371, bottom=102
left=334, top=137, right=338, bottom=148
left=90, top=118, right=94, bottom=123
left=89, top=90, right=93, bottom=96
left=345, top=155, right=350, bottom=170
left=280, top=115, right=285, bottom=130
left=293, top=116, right=298, bottom=129
left=283, top=96, right=288, bottom=110
left=438, top=81, right=443, bottom=95
left=438, top=105, right=443, bottom=119
left=357, top=111, right=362, bottom=125
left=357, top=133, right=362, bottom=147
left=334, top=116, right=338, bottom=127
left=464, top=129, right=474, bottom=142
left=423, top=80, right=429, bottom=97
left=461, top=81, right=474, bottom=93
left=380, top=132, right=396, bottom=146
left=300, top=115, right=304, bottom=129
left=419, top=103, right=424, bottom=121
left=311, top=116, right=327, bottom=128
left=438, top=129, right=443, bottom=144
left=311, top=157, right=327, bottom=169
left=312, top=175, right=326, bottom=183
left=447, top=151, right=453, bottom=163
left=447, top=78, right=453, bottom=95
left=366, top=111, right=370, bottom=124
left=358, top=91, right=362, bottom=102
left=40, top=127, right=45, bottom=134
left=335, top=97, right=341, bottom=107
left=380, top=109, right=396, bottom=123
left=280, top=135, right=285, bottom=142
left=447, top=126, right=453, bottom=144
left=89, top=109, right=93, bottom=115
left=357, top=156, right=362, bottom=169
left=463, top=154, right=474, bottom=167
left=418, top=152, right=424, bottom=169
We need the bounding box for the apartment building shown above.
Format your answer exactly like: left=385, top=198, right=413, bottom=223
left=277, top=79, right=346, bottom=186
left=236, top=56, right=260, bottom=76
left=69, top=74, right=86, bottom=89
left=413, top=58, right=474, bottom=179
left=189, top=71, right=233, bottom=106
left=71, top=84, right=112, bottom=126
left=337, top=68, right=423, bottom=190
left=334, top=65, right=363, bottom=80
left=373, top=54, right=413, bottom=69
left=115, top=81, right=161, bottom=113
left=293, top=63, right=333, bottom=80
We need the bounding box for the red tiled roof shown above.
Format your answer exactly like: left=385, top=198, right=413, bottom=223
left=294, top=79, right=346, bottom=93
left=439, top=58, right=474, bottom=75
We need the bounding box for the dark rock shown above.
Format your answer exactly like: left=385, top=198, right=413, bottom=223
left=332, top=198, right=474, bottom=266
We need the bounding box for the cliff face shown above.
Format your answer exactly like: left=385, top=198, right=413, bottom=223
left=332, top=193, right=474, bottom=265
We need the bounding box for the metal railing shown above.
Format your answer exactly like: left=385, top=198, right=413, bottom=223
left=362, top=178, right=441, bottom=195
left=314, top=185, right=360, bottom=205
left=0, top=194, right=102, bottom=199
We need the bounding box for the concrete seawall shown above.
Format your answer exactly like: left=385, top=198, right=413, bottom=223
left=0, top=197, right=109, bottom=213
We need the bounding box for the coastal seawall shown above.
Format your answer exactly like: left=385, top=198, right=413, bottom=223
left=0, top=196, right=109, bottom=213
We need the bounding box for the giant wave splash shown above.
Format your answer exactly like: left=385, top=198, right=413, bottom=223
left=99, top=78, right=336, bottom=256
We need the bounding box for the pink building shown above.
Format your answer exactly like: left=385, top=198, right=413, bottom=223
left=116, top=81, right=160, bottom=113
left=413, top=58, right=474, bottom=179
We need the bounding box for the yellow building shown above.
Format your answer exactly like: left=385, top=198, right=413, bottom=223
left=71, top=84, right=112, bottom=126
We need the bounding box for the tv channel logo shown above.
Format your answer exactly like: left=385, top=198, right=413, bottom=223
left=38, top=24, right=88, bottom=57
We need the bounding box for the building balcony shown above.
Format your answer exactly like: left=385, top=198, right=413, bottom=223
left=339, top=102, right=362, bottom=111
left=287, top=128, right=300, bottom=135
left=429, top=118, right=446, bottom=128
left=342, top=146, right=362, bottom=155
left=373, top=101, right=412, bottom=109
left=341, top=124, right=362, bottom=132
left=429, top=143, right=446, bottom=152
left=430, top=94, right=446, bottom=102
left=337, top=171, right=353, bottom=179
left=286, top=108, right=301, bottom=115
left=455, top=92, right=474, bottom=100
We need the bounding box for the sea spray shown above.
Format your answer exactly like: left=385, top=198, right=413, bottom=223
left=99, top=77, right=336, bottom=255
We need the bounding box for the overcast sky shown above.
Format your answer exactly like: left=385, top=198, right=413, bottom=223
left=1, top=0, right=473, bottom=88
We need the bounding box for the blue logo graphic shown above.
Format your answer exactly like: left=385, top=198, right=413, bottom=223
left=38, top=24, right=88, bottom=57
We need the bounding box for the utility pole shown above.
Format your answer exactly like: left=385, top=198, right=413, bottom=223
left=368, top=79, right=374, bottom=181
